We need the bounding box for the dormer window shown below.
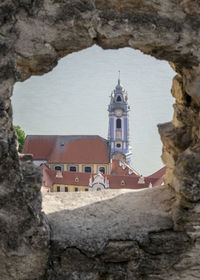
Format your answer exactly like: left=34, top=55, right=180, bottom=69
left=85, top=166, right=91, bottom=173
left=99, top=167, right=105, bottom=174
left=70, top=166, right=76, bottom=172
left=55, top=166, right=61, bottom=171
left=116, top=95, right=122, bottom=102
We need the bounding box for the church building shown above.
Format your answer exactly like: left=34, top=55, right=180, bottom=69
left=22, top=77, right=165, bottom=192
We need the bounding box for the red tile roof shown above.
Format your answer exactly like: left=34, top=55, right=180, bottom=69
left=42, top=165, right=91, bottom=187
left=41, top=166, right=153, bottom=190
left=147, top=166, right=166, bottom=179
left=41, top=164, right=166, bottom=190
left=108, top=175, right=158, bottom=189
left=147, top=166, right=166, bottom=186
left=23, top=135, right=109, bottom=164
left=23, top=135, right=57, bottom=159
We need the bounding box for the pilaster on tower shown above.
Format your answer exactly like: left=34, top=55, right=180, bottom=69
left=108, top=75, right=132, bottom=165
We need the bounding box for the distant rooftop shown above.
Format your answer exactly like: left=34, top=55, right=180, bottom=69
left=23, top=135, right=109, bottom=164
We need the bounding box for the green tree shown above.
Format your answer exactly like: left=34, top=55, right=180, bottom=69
left=14, top=125, right=25, bottom=152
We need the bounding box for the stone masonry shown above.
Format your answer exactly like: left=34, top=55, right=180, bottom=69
left=0, top=0, right=200, bottom=279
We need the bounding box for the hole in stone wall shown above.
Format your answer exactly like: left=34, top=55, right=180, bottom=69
left=186, top=93, right=192, bottom=105
left=12, top=45, right=175, bottom=176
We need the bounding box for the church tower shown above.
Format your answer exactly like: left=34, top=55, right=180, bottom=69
left=108, top=75, right=132, bottom=165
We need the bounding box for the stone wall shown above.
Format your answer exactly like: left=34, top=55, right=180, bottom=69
left=0, top=0, right=200, bottom=279
left=42, top=188, right=191, bottom=280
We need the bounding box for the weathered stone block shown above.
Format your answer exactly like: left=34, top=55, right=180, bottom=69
left=0, top=0, right=200, bottom=278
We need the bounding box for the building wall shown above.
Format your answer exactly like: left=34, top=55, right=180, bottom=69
left=51, top=184, right=89, bottom=192
left=49, top=163, right=111, bottom=174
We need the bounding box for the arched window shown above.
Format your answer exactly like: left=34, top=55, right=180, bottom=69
left=55, top=166, right=61, bottom=171
left=116, top=95, right=122, bottom=102
left=116, top=119, right=121, bottom=129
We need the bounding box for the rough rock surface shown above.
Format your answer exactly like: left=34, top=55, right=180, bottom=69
left=0, top=0, right=200, bottom=279
left=42, top=187, right=192, bottom=280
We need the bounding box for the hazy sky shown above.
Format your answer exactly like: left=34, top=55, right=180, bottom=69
left=12, top=45, right=175, bottom=175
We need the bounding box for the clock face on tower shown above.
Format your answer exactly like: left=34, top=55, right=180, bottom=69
left=115, top=109, right=122, bottom=116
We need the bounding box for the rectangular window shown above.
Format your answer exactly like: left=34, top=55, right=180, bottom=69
left=57, top=186, right=60, bottom=192
left=84, top=166, right=91, bottom=173
left=70, top=166, right=77, bottom=172
left=75, top=187, right=78, bottom=192
left=85, top=188, right=88, bottom=192
left=65, top=187, right=68, bottom=192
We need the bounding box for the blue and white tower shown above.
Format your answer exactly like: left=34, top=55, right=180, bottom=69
left=108, top=75, right=132, bottom=165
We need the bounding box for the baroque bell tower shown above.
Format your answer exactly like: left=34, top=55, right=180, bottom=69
left=108, top=73, right=132, bottom=165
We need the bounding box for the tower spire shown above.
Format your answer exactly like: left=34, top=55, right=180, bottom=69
left=118, top=70, right=120, bottom=85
